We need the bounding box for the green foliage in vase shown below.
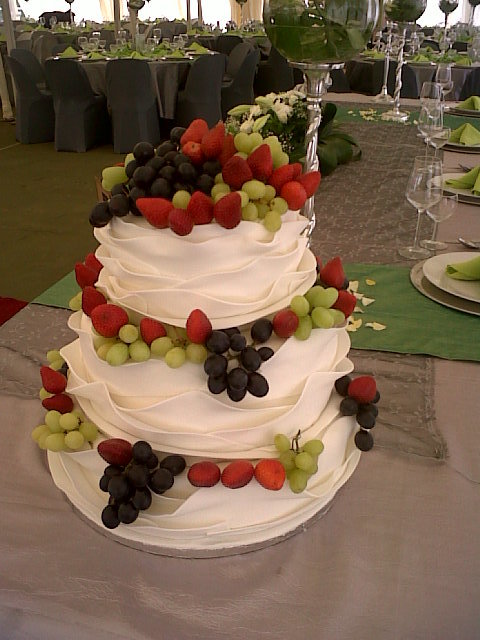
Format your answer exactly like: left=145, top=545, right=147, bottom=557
left=384, top=0, right=427, bottom=22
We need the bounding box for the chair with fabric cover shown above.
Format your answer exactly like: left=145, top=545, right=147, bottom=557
left=221, top=47, right=260, bottom=119
left=422, top=39, right=440, bottom=51
left=175, top=54, right=226, bottom=127
left=328, top=68, right=351, bottom=93
left=5, top=55, right=54, bottom=144
left=45, top=59, right=110, bottom=151
left=451, top=41, right=468, bottom=52
left=32, top=32, right=58, bottom=64
left=106, top=59, right=161, bottom=153
left=10, top=48, right=46, bottom=88
left=223, top=41, right=255, bottom=82
left=215, top=34, right=243, bottom=56
left=254, top=46, right=294, bottom=95
left=459, top=67, right=480, bottom=100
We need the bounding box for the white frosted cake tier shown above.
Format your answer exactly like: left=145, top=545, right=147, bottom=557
left=94, top=211, right=317, bottom=328
left=48, top=408, right=360, bottom=556
left=62, top=315, right=353, bottom=458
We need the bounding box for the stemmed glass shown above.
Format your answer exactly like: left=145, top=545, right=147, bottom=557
left=420, top=194, right=458, bottom=250
left=50, top=16, right=57, bottom=29
left=78, top=36, right=88, bottom=53
left=400, top=156, right=443, bottom=259
left=420, top=81, right=443, bottom=110
left=435, top=63, right=454, bottom=104
left=429, top=126, right=451, bottom=158
left=417, top=105, right=443, bottom=154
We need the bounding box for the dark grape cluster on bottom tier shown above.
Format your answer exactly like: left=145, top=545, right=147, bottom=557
left=203, top=319, right=274, bottom=402
left=99, top=440, right=185, bottom=529
left=335, top=374, right=380, bottom=452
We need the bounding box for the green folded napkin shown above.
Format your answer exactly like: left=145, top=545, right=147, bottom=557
left=87, top=51, right=105, bottom=60
left=164, top=49, right=185, bottom=58
left=188, top=42, right=209, bottom=53
left=130, top=51, right=149, bottom=59
left=446, top=254, right=480, bottom=280
left=453, top=55, right=471, bottom=66
left=457, top=96, right=480, bottom=110
left=59, top=46, right=79, bottom=58
left=410, top=53, right=431, bottom=62
left=449, top=123, right=480, bottom=146
left=445, top=166, right=480, bottom=194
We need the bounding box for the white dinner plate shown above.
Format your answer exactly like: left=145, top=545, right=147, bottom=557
left=445, top=105, right=480, bottom=118
left=434, top=172, right=480, bottom=204
left=410, top=262, right=480, bottom=316
left=422, top=251, right=480, bottom=303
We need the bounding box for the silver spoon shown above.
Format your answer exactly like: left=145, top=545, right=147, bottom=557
left=458, top=237, right=480, bottom=249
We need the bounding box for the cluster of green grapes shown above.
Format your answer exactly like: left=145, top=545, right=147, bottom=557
left=94, top=324, right=207, bottom=369
left=274, top=430, right=325, bottom=493
left=32, top=409, right=99, bottom=452
left=290, top=286, right=345, bottom=340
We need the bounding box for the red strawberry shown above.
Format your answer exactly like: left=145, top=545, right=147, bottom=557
left=42, top=393, right=74, bottom=414
left=91, top=303, right=129, bottom=338
left=97, top=438, right=133, bottom=467
left=348, top=376, right=377, bottom=404
left=168, top=207, right=195, bottom=236
left=268, top=164, right=295, bottom=193
left=221, top=155, right=253, bottom=190
left=201, top=121, right=225, bottom=159
left=81, top=286, right=107, bottom=317
left=219, top=133, right=236, bottom=166
left=320, top=257, right=346, bottom=289
left=254, top=458, right=286, bottom=491
left=40, top=365, right=67, bottom=394
left=280, top=181, right=307, bottom=210
left=136, top=197, right=173, bottom=229
left=295, top=170, right=321, bottom=198
left=140, top=317, right=167, bottom=345
left=188, top=461, right=221, bottom=487
left=273, top=309, right=299, bottom=338
left=186, top=191, right=214, bottom=225
left=213, top=192, right=242, bottom=229
left=221, top=460, right=254, bottom=489
left=186, top=309, right=212, bottom=344
left=84, top=252, right=103, bottom=277
left=247, top=144, right=273, bottom=181
left=180, top=118, right=209, bottom=145
left=291, top=162, right=302, bottom=178
left=182, top=140, right=204, bottom=165
left=75, top=262, right=98, bottom=289
left=332, top=289, right=357, bottom=318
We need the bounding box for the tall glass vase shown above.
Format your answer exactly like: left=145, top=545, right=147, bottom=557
left=263, top=0, right=379, bottom=237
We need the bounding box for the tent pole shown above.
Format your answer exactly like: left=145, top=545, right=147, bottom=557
left=186, top=0, right=191, bottom=31
left=113, top=0, right=121, bottom=36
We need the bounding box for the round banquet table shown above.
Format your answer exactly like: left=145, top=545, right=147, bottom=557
left=346, top=57, right=475, bottom=100
left=0, top=104, right=479, bottom=640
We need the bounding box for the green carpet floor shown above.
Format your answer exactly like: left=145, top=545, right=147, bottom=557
left=0, top=120, right=120, bottom=301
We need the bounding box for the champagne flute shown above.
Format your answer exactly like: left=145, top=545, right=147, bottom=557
left=420, top=81, right=442, bottom=111
left=435, top=63, right=453, bottom=103
left=420, top=194, right=458, bottom=251
left=429, top=126, right=451, bottom=158
left=399, top=156, right=443, bottom=259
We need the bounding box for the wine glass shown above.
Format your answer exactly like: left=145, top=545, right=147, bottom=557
left=417, top=105, right=443, bottom=154
left=39, top=17, right=45, bottom=27
left=420, top=193, right=458, bottom=250
left=153, top=28, right=162, bottom=44
left=50, top=16, right=57, bottom=29
left=400, top=156, right=443, bottom=259
left=78, top=36, right=88, bottom=53
left=420, top=81, right=443, bottom=111
left=435, top=63, right=454, bottom=101
left=429, top=126, right=451, bottom=158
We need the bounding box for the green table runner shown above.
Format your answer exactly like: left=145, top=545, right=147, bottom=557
left=346, top=263, right=480, bottom=361
left=33, top=263, right=480, bottom=362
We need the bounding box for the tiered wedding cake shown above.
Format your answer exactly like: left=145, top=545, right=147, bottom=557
left=37, top=121, right=376, bottom=556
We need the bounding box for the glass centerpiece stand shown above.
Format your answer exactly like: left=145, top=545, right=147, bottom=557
left=439, top=0, right=459, bottom=31
left=468, top=0, right=480, bottom=26
left=263, top=0, right=379, bottom=237
left=382, top=0, right=427, bottom=123
left=374, top=20, right=395, bottom=104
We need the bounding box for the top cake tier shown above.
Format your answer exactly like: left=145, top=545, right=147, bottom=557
left=94, top=211, right=317, bottom=329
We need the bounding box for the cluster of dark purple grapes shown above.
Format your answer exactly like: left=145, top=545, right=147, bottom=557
left=204, top=318, right=275, bottom=402
left=100, top=440, right=186, bottom=529
left=89, top=132, right=220, bottom=228
left=334, top=375, right=380, bottom=452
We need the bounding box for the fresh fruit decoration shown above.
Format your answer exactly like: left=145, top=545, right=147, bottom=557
left=97, top=439, right=186, bottom=529
left=88, top=121, right=321, bottom=236
left=273, top=430, right=325, bottom=493
left=33, top=351, right=99, bottom=452
left=335, top=374, right=380, bottom=451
